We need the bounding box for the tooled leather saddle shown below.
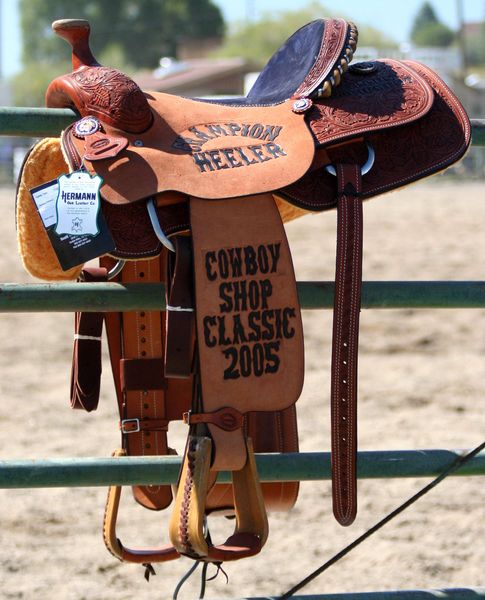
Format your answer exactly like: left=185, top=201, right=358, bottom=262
left=16, top=17, right=470, bottom=571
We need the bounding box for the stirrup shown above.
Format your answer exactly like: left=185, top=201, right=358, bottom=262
left=103, top=449, right=180, bottom=564
left=169, top=437, right=268, bottom=562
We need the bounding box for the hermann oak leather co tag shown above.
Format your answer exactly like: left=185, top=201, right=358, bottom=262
left=56, top=171, right=102, bottom=236
left=29, top=173, right=115, bottom=271
left=190, top=193, right=304, bottom=469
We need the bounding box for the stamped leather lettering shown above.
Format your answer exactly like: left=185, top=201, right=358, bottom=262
left=191, top=143, right=287, bottom=173
left=172, top=122, right=288, bottom=174
left=193, top=152, right=214, bottom=172
left=201, top=242, right=296, bottom=380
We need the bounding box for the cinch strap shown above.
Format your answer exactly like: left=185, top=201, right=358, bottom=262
left=330, top=162, right=363, bottom=527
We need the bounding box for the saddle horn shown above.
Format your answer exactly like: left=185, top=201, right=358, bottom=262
left=52, top=19, right=99, bottom=70
left=46, top=19, right=153, bottom=133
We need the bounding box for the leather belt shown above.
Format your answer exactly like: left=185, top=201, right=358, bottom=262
left=330, top=162, right=363, bottom=526
left=164, top=235, right=194, bottom=378
left=70, top=267, right=107, bottom=412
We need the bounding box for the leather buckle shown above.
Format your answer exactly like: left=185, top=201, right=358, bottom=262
left=182, top=408, right=244, bottom=432
left=120, top=418, right=141, bottom=434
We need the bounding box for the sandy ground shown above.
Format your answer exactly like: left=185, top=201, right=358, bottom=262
left=0, top=180, right=484, bottom=599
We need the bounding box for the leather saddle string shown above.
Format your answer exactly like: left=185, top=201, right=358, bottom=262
left=331, top=163, right=363, bottom=527
left=70, top=266, right=107, bottom=412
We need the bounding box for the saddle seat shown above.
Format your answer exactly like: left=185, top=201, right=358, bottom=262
left=197, top=18, right=357, bottom=106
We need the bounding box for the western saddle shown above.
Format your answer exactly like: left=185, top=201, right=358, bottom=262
left=16, top=16, right=470, bottom=574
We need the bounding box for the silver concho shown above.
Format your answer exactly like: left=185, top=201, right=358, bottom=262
left=73, top=116, right=101, bottom=138
left=349, top=62, right=377, bottom=75
left=292, top=98, right=313, bottom=114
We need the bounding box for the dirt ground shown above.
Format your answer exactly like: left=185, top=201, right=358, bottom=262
left=0, top=180, right=484, bottom=599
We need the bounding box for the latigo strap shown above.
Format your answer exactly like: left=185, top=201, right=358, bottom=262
left=70, top=267, right=107, bottom=412
left=164, top=235, right=195, bottom=378
left=331, top=163, right=363, bottom=526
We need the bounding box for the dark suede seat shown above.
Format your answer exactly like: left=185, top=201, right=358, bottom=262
left=199, top=19, right=357, bottom=106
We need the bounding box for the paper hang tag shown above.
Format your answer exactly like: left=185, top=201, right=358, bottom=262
left=55, top=171, right=102, bottom=236
left=30, top=176, right=115, bottom=271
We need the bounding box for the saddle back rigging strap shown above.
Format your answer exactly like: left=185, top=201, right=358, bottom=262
left=15, top=16, right=470, bottom=570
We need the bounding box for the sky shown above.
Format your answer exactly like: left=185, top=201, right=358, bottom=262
left=1, top=0, right=484, bottom=77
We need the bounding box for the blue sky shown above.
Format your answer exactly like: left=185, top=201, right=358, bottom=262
left=1, top=0, right=484, bottom=76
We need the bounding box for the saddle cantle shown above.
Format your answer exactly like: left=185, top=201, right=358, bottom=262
left=16, top=14, right=470, bottom=575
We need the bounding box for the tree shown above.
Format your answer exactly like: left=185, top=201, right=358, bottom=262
left=410, top=2, right=455, bottom=47
left=12, top=0, right=225, bottom=106
left=213, top=1, right=397, bottom=67
left=19, top=0, right=225, bottom=69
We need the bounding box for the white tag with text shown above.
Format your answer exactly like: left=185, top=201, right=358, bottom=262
left=31, top=180, right=59, bottom=228
left=55, top=171, right=102, bottom=236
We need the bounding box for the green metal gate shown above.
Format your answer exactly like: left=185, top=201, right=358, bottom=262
left=0, top=107, right=484, bottom=599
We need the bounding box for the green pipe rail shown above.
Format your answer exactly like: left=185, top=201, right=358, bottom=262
left=1, top=281, right=485, bottom=312
left=0, top=449, right=484, bottom=489
left=1, top=107, right=484, bottom=144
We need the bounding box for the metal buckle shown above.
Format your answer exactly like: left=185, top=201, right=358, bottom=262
left=120, top=418, right=141, bottom=434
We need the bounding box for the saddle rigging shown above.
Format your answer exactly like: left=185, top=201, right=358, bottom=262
left=16, top=16, right=470, bottom=574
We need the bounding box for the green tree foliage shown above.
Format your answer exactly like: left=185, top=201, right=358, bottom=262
left=11, top=62, right=71, bottom=108
left=410, top=1, right=455, bottom=47
left=19, top=0, right=225, bottom=68
left=213, top=1, right=397, bottom=67
left=13, top=0, right=224, bottom=106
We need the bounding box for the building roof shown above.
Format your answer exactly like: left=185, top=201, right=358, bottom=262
left=134, top=57, right=251, bottom=94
